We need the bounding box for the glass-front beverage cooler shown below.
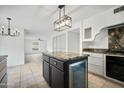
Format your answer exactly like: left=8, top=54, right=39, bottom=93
left=69, top=59, right=88, bottom=88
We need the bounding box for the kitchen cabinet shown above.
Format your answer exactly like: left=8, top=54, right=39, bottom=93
left=43, top=61, right=49, bottom=84
left=50, top=65, right=64, bottom=88
left=83, top=52, right=104, bottom=76
left=43, top=54, right=65, bottom=88
left=88, top=53, right=104, bottom=76
left=42, top=52, right=88, bottom=88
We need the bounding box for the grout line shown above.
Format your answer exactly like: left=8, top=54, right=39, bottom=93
left=28, top=62, right=45, bottom=88
left=28, top=63, right=40, bottom=86
left=19, top=65, right=22, bottom=88
left=101, top=81, right=107, bottom=88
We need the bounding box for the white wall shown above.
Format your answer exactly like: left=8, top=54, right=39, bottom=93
left=0, top=28, right=24, bottom=67
left=82, top=5, right=124, bottom=49
left=83, top=5, right=124, bottom=41
left=82, top=29, right=108, bottom=49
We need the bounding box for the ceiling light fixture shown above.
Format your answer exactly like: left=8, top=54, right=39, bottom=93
left=54, top=5, right=72, bottom=31
left=0, top=17, right=20, bottom=37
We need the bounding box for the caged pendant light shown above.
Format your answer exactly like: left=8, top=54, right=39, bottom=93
left=54, top=5, right=72, bottom=31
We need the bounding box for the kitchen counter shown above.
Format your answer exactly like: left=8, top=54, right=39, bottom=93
left=83, top=48, right=108, bottom=53
left=43, top=52, right=89, bottom=62
left=83, top=49, right=124, bottom=57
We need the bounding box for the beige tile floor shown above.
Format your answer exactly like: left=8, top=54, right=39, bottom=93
left=7, top=62, right=124, bottom=88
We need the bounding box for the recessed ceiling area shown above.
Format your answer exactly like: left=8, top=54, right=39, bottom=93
left=0, top=5, right=116, bottom=38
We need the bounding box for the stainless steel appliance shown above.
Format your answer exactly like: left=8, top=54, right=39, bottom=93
left=69, top=59, right=88, bottom=88
left=106, top=55, right=124, bottom=82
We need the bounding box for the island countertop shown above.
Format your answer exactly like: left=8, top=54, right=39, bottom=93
left=43, top=52, right=89, bottom=61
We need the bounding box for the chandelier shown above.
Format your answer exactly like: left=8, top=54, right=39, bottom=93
left=54, top=5, right=72, bottom=31
left=0, top=17, right=20, bottom=37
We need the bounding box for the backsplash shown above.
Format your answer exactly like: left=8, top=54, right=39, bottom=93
left=108, top=26, right=124, bottom=50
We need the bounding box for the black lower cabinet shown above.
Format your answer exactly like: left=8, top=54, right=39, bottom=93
left=50, top=65, right=64, bottom=88
left=43, top=61, right=49, bottom=84
left=42, top=53, right=88, bottom=88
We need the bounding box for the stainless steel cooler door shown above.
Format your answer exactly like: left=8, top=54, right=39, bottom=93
left=69, top=60, right=87, bottom=88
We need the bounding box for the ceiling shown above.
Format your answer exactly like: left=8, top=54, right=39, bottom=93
left=0, top=5, right=116, bottom=38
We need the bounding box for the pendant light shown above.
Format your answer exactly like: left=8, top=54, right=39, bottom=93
left=0, top=17, right=20, bottom=37
left=54, top=5, right=72, bottom=31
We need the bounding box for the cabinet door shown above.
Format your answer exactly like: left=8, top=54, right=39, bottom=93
left=88, top=56, right=104, bottom=76
left=50, top=65, right=64, bottom=88
left=43, top=61, right=49, bottom=84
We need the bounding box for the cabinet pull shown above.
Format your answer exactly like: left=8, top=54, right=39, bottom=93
left=53, top=62, right=57, bottom=65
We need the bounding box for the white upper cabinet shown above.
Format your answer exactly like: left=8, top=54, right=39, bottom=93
left=82, top=5, right=124, bottom=42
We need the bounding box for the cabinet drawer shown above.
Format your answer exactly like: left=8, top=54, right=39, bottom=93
left=43, top=54, right=49, bottom=62
left=50, top=58, right=64, bottom=71
left=0, top=59, right=7, bottom=72
left=88, top=56, right=104, bottom=66
left=90, top=53, right=104, bottom=58
left=88, top=64, right=104, bottom=76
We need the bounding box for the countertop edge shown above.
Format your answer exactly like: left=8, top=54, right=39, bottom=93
left=43, top=52, right=89, bottom=62
left=83, top=51, right=124, bottom=57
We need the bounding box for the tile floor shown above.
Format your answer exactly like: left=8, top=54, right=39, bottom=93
left=7, top=62, right=124, bottom=88
left=7, top=62, right=49, bottom=88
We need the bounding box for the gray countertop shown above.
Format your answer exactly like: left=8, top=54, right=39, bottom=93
left=83, top=50, right=124, bottom=57
left=43, top=52, right=89, bottom=61
left=0, top=55, right=8, bottom=62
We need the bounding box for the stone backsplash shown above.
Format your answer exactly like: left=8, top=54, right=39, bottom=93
left=108, top=26, right=124, bottom=50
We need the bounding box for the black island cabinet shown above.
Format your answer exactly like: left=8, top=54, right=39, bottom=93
left=0, top=55, right=7, bottom=88
left=42, top=52, right=88, bottom=88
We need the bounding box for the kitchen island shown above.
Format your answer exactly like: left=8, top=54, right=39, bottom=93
left=0, top=55, right=7, bottom=88
left=42, top=52, right=88, bottom=88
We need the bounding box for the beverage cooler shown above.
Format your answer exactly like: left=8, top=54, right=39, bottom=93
left=68, top=59, right=88, bottom=88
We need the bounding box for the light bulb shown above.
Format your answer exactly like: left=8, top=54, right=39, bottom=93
left=15, top=28, right=18, bottom=31
left=62, top=21, right=65, bottom=26
left=56, top=24, right=59, bottom=28
left=2, top=26, right=4, bottom=29
left=65, top=20, right=69, bottom=25
left=59, top=22, right=62, bottom=27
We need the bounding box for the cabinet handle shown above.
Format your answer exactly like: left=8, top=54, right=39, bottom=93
left=53, top=62, right=57, bottom=65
